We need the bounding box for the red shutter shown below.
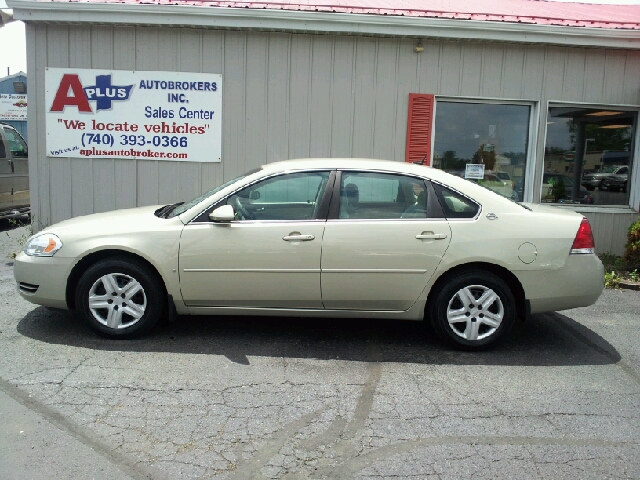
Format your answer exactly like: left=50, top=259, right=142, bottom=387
left=405, top=93, right=435, bottom=165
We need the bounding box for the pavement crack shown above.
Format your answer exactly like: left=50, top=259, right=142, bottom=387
left=0, top=376, right=164, bottom=480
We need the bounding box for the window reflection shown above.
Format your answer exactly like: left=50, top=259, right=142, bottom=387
left=433, top=102, right=530, bottom=201
left=544, top=107, right=635, bottom=205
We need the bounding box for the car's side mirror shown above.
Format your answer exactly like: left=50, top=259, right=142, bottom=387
left=249, top=190, right=260, bottom=200
left=209, top=204, right=235, bottom=222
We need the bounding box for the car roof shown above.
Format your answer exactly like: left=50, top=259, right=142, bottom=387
left=261, top=158, right=460, bottom=183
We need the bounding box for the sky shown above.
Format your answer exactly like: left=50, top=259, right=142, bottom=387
left=1, top=0, right=640, bottom=75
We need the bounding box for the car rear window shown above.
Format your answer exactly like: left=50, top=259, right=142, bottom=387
left=432, top=183, right=479, bottom=219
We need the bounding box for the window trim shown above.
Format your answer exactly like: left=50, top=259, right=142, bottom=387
left=542, top=100, right=639, bottom=211
left=429, top=96, right=539, bottom=203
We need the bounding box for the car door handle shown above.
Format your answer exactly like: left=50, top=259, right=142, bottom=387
left=283, top=234, right=315, bottom=242
left=416, top=233, right=447, bottom=240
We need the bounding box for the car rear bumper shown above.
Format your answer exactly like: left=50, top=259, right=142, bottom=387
left=515, top=254, right=604, bottom=314
left=13, top=252, right=74, bottom=309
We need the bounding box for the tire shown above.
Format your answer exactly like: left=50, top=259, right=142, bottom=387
left=585, top=185, right=594, bottom=191
left=428, top=270, right=516, bottom=349
left=75, top=257, right=165, bottom=339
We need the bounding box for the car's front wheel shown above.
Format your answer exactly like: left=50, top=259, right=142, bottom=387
left=75, top=257, right=165, bottom=339
left=429, top=270, right=516, bottom=349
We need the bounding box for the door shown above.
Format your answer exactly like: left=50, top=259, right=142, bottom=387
left=179, top=170, right=332, bottom=308
left=321, top=171, right=452, bottom=311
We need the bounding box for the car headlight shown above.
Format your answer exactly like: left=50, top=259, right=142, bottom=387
left=24, top=234, right=63, bottom=257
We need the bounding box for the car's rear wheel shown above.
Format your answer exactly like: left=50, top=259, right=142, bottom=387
left=429, top=270, right=516, bottom=349
left=75, top=258, right=165, bottom=339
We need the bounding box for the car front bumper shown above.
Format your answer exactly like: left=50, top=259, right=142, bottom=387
left=13, top=252, right=75, bottom=309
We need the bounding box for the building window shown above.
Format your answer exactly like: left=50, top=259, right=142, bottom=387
left=543, top=106, right=636, bottom=206
left=431, top=101, right=531, bottom=202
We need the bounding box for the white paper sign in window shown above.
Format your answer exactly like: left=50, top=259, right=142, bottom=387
left=465, top=164, right=485, bottom=180
left=45, top=68, right=222, bottom=162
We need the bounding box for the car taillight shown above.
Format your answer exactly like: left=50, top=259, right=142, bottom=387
left=571, top=218, right=595, bottom=254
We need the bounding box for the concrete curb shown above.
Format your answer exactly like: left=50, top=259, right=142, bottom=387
left=618, top=279, right=640, bottom=291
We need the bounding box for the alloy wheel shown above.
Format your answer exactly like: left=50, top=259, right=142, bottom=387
left=88, top=273, right=147, bottom=329
left=446, top=284, right=504, bottom=341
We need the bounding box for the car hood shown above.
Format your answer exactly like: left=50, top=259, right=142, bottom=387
left=39, top=205, right=180, bottom=237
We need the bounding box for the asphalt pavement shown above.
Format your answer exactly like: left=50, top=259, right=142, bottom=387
left=1, top=224, right=639, bottom=479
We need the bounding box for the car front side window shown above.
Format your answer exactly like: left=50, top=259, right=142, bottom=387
left=226, top=171, right=330, bottom=221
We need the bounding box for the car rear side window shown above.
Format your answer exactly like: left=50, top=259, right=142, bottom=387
left=432, top=183, right=479, bottom=219
left=337, top=172, right=429, bottom=220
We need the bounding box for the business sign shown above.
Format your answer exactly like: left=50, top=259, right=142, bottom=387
left=0, top=94, right=27, bottom=121
left=45, top=68, right=222, bottom=161
left=465, top=163, right=485, bottom=180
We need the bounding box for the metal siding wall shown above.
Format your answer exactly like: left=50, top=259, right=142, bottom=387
left=623, top=51, right=640, bottom=106
left=309, top=36, right=333, bottom=159
left=201, top=31, right=225, bottom=193
left=373, top=40, right=398, bottom=161
left=459, top=44, right=482, bottom=98
left=223, top=31, right=247, bottom=180
left=502, top=45, right=525, bottom=99
left=394, top=39, right=420, bottom=162
left=179, top=30, right=207, bottom=204
left=289, top=35, right=312, bottom=160
left=330, top=36, right=355, bottom=157
left=439, top=42, right=462, bottom=97
left=29, top=24, right=640, bottom=252
left=91, top=26, right=116, bottom=214
left=245, top=33, right=269, bottom=167
left=351, top=37, right=376, bottom=158
left=582, top=211, right=640, bottom=255
left=113, top=27, right=138, bottom=211
left=265, top=34, right=290, bottom=164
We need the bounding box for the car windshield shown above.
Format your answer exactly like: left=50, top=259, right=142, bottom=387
left=601, top=165, right=622, bottom=173
left=166, top=169, right=261, bottom=218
